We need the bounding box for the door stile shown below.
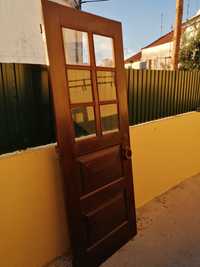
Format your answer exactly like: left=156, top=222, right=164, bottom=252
left=112, top=32, right=137, bottom=237
left=42, top=0, right=87, bottom=262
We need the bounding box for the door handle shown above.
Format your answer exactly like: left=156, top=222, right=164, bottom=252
left=122, top=145, right=132, bottom=160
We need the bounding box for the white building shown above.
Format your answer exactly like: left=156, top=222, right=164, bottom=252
left=0, top=0, right=79, bottom=65
left=125, top=10, right=200, bottom=70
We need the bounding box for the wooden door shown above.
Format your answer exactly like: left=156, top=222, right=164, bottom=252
left=42, top=1, right=137, bottom=266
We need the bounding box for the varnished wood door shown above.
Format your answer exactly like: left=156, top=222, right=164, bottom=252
left=42, top=1, right=137, bottom=266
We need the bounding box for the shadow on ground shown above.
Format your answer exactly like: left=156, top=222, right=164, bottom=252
left=48, top=173, right=200, bottom=267
left=102, top=173, right=200, bottom=267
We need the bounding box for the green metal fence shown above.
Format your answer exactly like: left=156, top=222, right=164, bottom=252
left=0, top=63, right=55, bottom=154
left=1, top=64, right=200, bottom=155
left=127, top=69, right=200, bottom=125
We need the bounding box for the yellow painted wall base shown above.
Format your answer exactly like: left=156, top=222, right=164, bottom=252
left=0, top=146, right=71, bottom=267
left=130, top=112, right=200, bottom=208
left=0, top=112, right=200, bottom=267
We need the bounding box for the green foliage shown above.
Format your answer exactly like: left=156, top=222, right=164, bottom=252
left=179, top=25, right=200, bottom=70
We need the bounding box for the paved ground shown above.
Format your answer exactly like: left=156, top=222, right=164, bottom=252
left=102, top=173, right=200, bottom=267
left=49, top=173, right=200, bottom=267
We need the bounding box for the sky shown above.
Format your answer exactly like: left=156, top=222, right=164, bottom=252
left=82, top=0, right=200, bottom=59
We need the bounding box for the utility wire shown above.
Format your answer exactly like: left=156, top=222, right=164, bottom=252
left=74, top=0, right=80, bottom=8
left=81, top=0, right=110, bottom=4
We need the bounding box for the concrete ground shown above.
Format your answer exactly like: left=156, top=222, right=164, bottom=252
left=49, top=173, right=200, bottom=267
left=102, top=173, right=200, bottom=267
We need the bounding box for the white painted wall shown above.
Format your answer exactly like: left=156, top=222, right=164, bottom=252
left=125, top=61, right=147, bottom=69
left=0, top=0, right=76, bottom=64
left=141, top=42, right=173, bottom=61
left=141, top=42, right=173, bottom=70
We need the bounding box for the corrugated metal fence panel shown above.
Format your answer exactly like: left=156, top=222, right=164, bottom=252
left=1, top=64, right=200, bottom=155
left=0, top=63, right=55, bottom=155
left=126, top=69, right=200, bottom=125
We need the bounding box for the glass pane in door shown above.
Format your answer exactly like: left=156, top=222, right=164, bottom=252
left=97, top=71, right=117, bottom=101
left=72, top=106, right=96, bottom=139
left=93, top=35, right=115, bottom=67
left=67, top=69, right=93, bottom=103
left=100, top=104, right=119, bottom=134
left=62, top=28, right=90, bottom=65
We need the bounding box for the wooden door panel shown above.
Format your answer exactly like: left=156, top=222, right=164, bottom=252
left=84, top=191, right=128, bottom=247
left=42, top=2, right=137, bottom=266
left=86, top=222, right=130, bottom=266
left=75, top=132, right=121, bottom=155
left=77, top=145, right=123, bottom=194
left=80, top=176, right=126, bottom=212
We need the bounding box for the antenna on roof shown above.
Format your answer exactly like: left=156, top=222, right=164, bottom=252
left=187, top=0, right=191, bottom=20
left=161, top=13, right=164, bottom=34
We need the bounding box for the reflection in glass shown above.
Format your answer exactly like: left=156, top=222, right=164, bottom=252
left=100, top=104, right=119, bottom=133
left=93, top=35, right=115, bottom=67
left=72, top=106, right=96, bottom=139
left=67, top=69, right=93, bottom=103
left=62, top=28, right=90, bottom=65
left=97, top=71, right=116, bottom=101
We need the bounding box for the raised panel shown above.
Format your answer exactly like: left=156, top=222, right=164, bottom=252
left=84, top=191, right=128, bottom=247
left=78, top=145, right=123, bottom=194
left=86, top=221, right=129, bottom=266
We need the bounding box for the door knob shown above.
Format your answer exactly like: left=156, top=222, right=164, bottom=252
left=122, top=145, right=132, bottom=160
